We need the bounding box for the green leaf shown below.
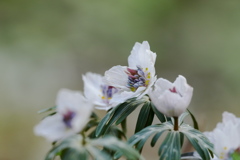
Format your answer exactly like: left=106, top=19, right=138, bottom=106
left=180, top=132, right=184, bottom=147
left=150, top=102, right=167, bottom=123
left=96, top=97, right=145, bottom=137
left=86, top=145, right=112, bottom=160
left=158, top=131, right=181, bottom=160
left=181, top=152, right=202, bottom=159
left=83, top=119, right=99, bottom=132
left=231, top=151, right=240, bottom=160
left=45, top=135, right=84, bottom=160
left=105, top=126, right=126, bottom=140
left=95, top=107, right=115, bottom=137
left=150, top=132, right=162, bottom=147
left=38, top=106, right=56, bottom=114
left=180, top=123, right=214, bottom=160
left=114, top=122, right=173, bottom=159
left=120, top=118, right=127, bottom=133
left=115, top=100, right=143, bottom=125
left=187, top=109, right=199, bottom=130
left=135, top=102, right=154, bottom=133
left=46, top=134, right=141, bottom=160
left=178, top=111, right=189, bottom=125
left=61, top=148, right=88, bottom=160
left=91, top=136, right=144, bottom=160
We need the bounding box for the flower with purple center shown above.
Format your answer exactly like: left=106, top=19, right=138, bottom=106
left=34, top=89, right=93, bottom=142
left=103, top=41, right=157, bottom=101
left=83, top=72, right=122, bottom=110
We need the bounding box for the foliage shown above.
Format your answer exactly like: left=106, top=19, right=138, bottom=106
left=34, top=41, right=217, bottom=160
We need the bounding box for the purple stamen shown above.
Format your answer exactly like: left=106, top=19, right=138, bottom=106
left=127, top=68, right=138, bottom=75
left=126, top=66, right=148, bottom=91
left=63, top=111, right=76, bottom=128
left=101, top=85, right=118, bottom=104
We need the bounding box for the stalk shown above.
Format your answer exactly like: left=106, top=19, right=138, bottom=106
left=173, top=117, right=179, bottom=131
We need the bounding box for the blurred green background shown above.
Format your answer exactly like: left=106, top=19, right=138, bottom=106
left=1, top=0, right=240, bottom=159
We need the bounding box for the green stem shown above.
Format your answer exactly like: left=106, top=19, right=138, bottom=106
left=80, top=131, right=86, bottom=145
left=174, top=117, right=179, bottom=131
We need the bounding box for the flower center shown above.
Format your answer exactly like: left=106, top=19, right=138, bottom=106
left=101, top=85, right=118, bottom=103
left=63, top=111, right=76, bottom=128
left=169, top=87, right=182, bottom=97
left=169, top=87, right=177, bottom=93
left=126, top=66, right=150, bottom=92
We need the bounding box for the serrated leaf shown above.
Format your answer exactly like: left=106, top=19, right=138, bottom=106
left=159, top=131, right=181, bottom=160
left=135, top=102, right=154, bottom=133
left=150, top=102, right=167, bottom=123
left=180, top=123, right=214, bottom=160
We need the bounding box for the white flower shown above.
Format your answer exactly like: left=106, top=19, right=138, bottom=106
left=104, top=41, right=157, bottom=101
left=204, top=112, right=240, bottom=160
left=34, top=89, right=93, bottom=142
left=149, top=75, right=193, bottom=117
left=83, top=72, right=122, bottom=110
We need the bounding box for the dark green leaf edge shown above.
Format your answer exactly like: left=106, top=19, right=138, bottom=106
left=187, top=109, right=199, bottom=130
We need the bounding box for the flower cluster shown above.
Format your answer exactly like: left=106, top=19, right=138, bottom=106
left=35, top=41, right=240, bottom=160
left=34, top=41, right=194, bottom=142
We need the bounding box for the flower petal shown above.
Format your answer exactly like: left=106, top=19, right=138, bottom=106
left=104, top=65, right=129, bottom=90
left=83, top=72, right=103, bottom=101
left=154, top=78, right=173, bottom=94
left=128, top=41, right=156, bottom=70
left=34, top=114, right=70, bottom=142
left=56, top=89, right=90, bottom=114
left=174, top=75, right=190, bottom=95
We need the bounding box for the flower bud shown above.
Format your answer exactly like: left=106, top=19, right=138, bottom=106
left=149, top=75, right=193, bottom=117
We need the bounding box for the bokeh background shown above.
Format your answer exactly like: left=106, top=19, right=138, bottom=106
left=1, top=0, right=240, bottom=159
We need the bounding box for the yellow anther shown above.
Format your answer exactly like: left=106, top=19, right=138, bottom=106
left=145, top=68, right=148, bottom=71
left=130, top=87, right=136, bottom=92
left=101, top=96, right=106, bottom=99
left=224, top=147, right=227, bottom=150
left=147, top=73, right=151, bottom=79
left=145, top=80, right=149, bottom=85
